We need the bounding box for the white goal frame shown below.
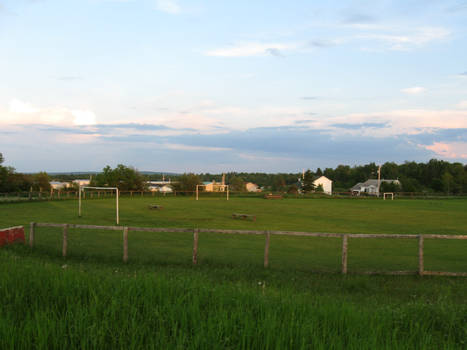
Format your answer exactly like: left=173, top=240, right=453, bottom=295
left=79, top=186, right=120, bottom=224
left=196, top=184, right=229, bottom=201
left=383, top=192, right=394, bottom=200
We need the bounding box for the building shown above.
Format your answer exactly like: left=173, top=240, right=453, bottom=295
left=203, top=181, right=226, bottom=192
left=351, top=179, right=400, bottom=196
left=50, top=181, right=70, bottom=190
left=245, top=182, right=261, bottom=192
left=73, top=179, right=91, bottom=187
left=203, top=174, right=227, bottom=192
left=147, top=180, right=174, bottom=193
left=312, top=176, right=333, bottom=195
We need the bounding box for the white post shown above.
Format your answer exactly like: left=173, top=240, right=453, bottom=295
left=78, top=186, right=82, bottom=217
left=116, top=188, right=119, bottom=225
left=227, top=185, right=229, bottom=201
left=196, top=185, right=199, bottom=201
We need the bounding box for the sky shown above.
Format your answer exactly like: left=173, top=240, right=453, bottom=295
left=0, top=0, right=466, bottom=173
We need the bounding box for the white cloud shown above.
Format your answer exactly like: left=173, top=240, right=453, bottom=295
left=72, top=110, right=97, bottom=125
left=9, top=99, right=39, bottom=114
left=401, top=86, right=426, bottom=95
left=456, top=100, right=467, bottom=109
left=358, top=27, right=450, bottom=51
left=205, top=42, right=298, bottom=57
left=155, top=0, right=180, bottom=14
left=2, top=99, right=97, bottom=126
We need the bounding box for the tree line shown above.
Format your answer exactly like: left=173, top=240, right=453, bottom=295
left=1, top=152, right=466, bottom=194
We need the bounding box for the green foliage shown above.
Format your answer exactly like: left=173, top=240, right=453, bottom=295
left=380, top=181, right=401, bottom=193
left=94, top=164, right=146, bottom=191
left=33, top=172, right=51, bottom=191
left=229, top=175, right=245, bottom=192
left=315, top=184, right=324, bottom=193
left=172, top=173, right=201, bottom=192
left=287, top=184, right=299, bottom=194
left=302, top=170, right=315, bottom=193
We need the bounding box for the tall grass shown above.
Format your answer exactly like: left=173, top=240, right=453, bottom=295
left=1, top=248, right=466, bottom=349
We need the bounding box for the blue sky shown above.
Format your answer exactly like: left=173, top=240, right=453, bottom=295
left=0, top=0, right=466, bottom=173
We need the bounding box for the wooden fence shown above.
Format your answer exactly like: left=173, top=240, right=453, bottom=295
left=28, top=222, right=467, bottom=276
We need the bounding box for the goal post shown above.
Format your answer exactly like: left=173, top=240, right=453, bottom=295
left=383, top=192, right=394, bottom=200
left=79, top=186, right=120, bottom=224
left=196, top=184, right=229, bottom=201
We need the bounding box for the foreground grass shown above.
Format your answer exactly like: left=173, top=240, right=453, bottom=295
left=1, top=247, right=466, bottom=349
left=1, top=198, right=466, bottom=348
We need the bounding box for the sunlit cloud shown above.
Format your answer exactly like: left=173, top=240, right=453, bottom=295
left=424, top=142, right=467, bottom=159
left=9, top=99, right=39, bottom=114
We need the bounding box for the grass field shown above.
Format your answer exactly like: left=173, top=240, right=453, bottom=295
left=1, top=197, right=466, bottom=348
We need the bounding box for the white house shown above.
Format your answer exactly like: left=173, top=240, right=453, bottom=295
left=245, top=182, right=261, bottom=192
left=351, top=179, right=400, bottom=196
left=312, top=176, right=333, bottom=195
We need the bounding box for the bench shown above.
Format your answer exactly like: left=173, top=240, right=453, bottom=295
left=264, top=194, right=283, bottom=199
left=232, top=213, right=256, bottom=221
left=148, top=204, right=163, bottom=210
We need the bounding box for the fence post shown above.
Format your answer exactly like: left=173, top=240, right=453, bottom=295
left=192, top=228, right=199, bottom=265
left=62, top=224, right=68, bottom=257
left=29, top=222, right=35, bottom=247
left=123, top=227, right=128, bottom=263
left=264, top=231, right=270, bottom=268
left=418, top=235, right=424, bottom=276
left=342, top=235, right=348, bottom=274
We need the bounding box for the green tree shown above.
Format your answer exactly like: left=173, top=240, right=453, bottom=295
left=95, top=165, right=146, bottom=191
left=173, top=173, right=201, bottom=192
left=441, top=171, right=454, bottom=194
left=302, top=170, right=315, bottom=193
left=33, top=172, right=51, bottom=191
left=229, top=176, right=245, bottom=192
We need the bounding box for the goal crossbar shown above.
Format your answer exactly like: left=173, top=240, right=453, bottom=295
left=79, top=186, right=120, bottom=224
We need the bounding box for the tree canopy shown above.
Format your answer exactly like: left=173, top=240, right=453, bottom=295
left=93, top=165, right=146, bottom=191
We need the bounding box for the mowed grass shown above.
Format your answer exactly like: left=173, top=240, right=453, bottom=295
left=0, top=196, right=466, bottom=272
left=1, top=197, right=467, bottom=348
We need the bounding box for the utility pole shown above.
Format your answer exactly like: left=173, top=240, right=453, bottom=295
left=377, top=165, right=381, bottom=197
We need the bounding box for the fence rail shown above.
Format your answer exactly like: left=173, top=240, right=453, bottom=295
left=28, top=222, right=467, bottom=276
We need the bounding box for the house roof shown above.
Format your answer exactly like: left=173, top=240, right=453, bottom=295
left=351, top=179, right=400, bottom=190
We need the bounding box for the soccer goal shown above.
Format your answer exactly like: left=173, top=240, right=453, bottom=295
left=383, top=192, right=394, bottom=200
left=195, top=184, right=229, bottom=201
left=79, top=186, right=120, bottom=224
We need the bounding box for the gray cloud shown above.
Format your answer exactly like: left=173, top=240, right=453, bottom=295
left=460, top=71, right=467, bottom=76
left=341, top=13, right=376, bottom=24
left=309, top=39, right=337, bottom=48
left=301, top=96, right=318, bottom=100
left=294, top=119, right=316, bottom=124
left=265, top=48, right=284, bottom=57
left=331, top=122, right=389, bottom=129
left=3, top=124, right=465, bottom=172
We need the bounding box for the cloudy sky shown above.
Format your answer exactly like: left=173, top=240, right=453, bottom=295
left=1, top=0, right=466, bottom=173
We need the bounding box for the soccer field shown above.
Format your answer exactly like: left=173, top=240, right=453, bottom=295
left=1, top=196, right=466, bottom=273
